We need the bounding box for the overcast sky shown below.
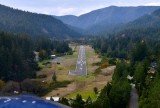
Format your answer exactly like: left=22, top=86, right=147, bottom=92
left=1, top=0, right=160, bottom=16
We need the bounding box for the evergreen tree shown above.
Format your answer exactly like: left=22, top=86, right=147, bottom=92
left=52, top=72, right=57, bottom=82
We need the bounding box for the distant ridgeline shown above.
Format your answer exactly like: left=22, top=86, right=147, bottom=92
left=56, top=6, right=160, bottom=36
left=0, top=4, right=81, bottom=39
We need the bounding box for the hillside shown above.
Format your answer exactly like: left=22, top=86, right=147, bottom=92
left=0, top=4, right=81, bottom=38
left=56, top=6, right=160, bottom=35
left=124, top=8, right=160, bottom=29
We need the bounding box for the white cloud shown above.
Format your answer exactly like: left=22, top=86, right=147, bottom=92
left=1, top=0, right=160, bottom=15
left=145, top=2, right=160, bottom=6
left=11, top=5, right=105, bottom=16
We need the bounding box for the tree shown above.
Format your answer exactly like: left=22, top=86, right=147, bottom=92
left=52, top=72, right=57, bottom=82
left=112, top=61, right=128, bottom=81
left=0, top=80, right=5, bottom=90
left=134, top=62, right=146, bottom=85
left=59, top=97, right=70, bottom=106
left=93, top=87, right=98, bottom=94
left=131, top=42, right=148, bottom=63
left=39, top=50, right=47, bottom=60
left=85, top=96, right=92, bottom=108
left=109, top=81, right=131, bottom=108
left=21, top=79, right=43, bottom=94
left=93, top=85, right=111, bottom=108
left=71, top=94, right=85, bottom=108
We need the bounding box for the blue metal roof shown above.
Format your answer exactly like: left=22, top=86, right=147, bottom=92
left=0, top=95, right=69, bottom=108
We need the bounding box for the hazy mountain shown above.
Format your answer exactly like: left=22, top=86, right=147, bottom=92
left=0, top=4, right=81, bottom=38
left=56, top=6, right=160, bottom=35
left=124, top=8, right=160, bottom=29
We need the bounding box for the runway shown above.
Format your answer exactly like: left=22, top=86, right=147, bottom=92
left=69, top=45, right=87, bottom=76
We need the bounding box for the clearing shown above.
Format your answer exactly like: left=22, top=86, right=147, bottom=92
left=37, top=45, right=115, bottom=100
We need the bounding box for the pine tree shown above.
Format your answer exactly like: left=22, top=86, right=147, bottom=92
left=52, top=72, right=57, bottom=82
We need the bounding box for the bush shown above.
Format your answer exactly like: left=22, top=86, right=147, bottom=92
left=21, top=79, right=46, bottom=95
left=93, top=87, right=98, bottom=94
left=1, top=81, right=20, bottom=94
left=52, top=72, right=57, bottom=82
left=109, top=81, right=131, bottom=108
left=37, top=74, right=47, bottom=79
left=100, top=63, right=109, bottom=69
left=108, top=58, right=116, bottom=65
left=0, top=80, right=5, bottom=90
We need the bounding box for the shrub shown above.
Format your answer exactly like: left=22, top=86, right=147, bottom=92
left=0, top=80, right=5, bottom=90
left=1, top=81, right=20, bottom=94
left=37, top=74, right=47, bottom=79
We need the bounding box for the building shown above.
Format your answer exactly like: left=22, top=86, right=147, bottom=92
left=51, top=55, right=56, bottom=59
left=34, top=51, right=39, bottom=62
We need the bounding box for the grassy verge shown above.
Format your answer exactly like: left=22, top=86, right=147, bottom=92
left=75, top=73, right=96, bottom=81
left=38, top=59, right=51, bottom=69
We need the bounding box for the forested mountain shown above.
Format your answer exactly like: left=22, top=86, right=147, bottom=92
left=95, top=7, right=160, bottom=36
left=124, top=8, right=160, bottom=29
left=56, top=6, right=160, bottom=35
left=0, top=4, right=81, bottom=38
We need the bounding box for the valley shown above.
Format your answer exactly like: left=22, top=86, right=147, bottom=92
left=0, top=2, right=160, bottom=108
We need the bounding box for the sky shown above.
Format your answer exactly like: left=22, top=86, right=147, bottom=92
left=1, top=0, right=160, bottom=16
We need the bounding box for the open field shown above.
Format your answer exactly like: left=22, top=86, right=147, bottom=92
left=37, top=45, right=115, bottom=100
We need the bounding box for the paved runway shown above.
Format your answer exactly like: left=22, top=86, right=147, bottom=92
left=69, top=45, right=87, bottom=76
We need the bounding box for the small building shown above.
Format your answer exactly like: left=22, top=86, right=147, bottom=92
left=33, top=51, right=39, bottom=62
left=127, top=75, right=133, bottom=80
left=46, top=96, right=60, bottom=102
left=147, top=67, right=156, bottom=74
left=147, top=62, right=157, bottom=79
left=50, top=55, right=56, bottom=59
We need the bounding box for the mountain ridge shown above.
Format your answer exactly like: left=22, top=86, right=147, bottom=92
left=0, top=4, right=81, bottom=38
left=55, top=6, right=160, bottom=35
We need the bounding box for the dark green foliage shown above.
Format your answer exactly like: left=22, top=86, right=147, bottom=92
left=93, top=95, right=110, bottom=108
left=134, top=63, right=146, bottom=84
left=71, top=94, right=85, bottom=108
left=0, top=32, right=70, bottom=82
left=52, top=72, right=57, bottom=82
left=139, top=74, right=160, bottom=108
left=131, top=42, right=148, bottom=63
left=85, top=96, right=92, bottom=108
left=37, top=74, right=47, bottom=79
left=109, top=62, right=131, bottom=108
left=21, top=79, right=44, bottom=95
left=93, top=84, right=111, bottom=108
left=0, top=32, right=36, bottom=81
left=59, top=97, right=70, bottom=106
left=93, top=61, right=131, bottom=108
left=109, top=81, right=131, bottom=108
left=112, top=61, right=129, bottom=81
left=93, top=87, right=98, bottom=94
left=91, top=37, right=130, bottom=59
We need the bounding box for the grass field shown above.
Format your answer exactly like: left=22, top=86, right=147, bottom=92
left=39, top=45, right=115, bottom=100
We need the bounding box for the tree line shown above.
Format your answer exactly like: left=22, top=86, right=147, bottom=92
left=0, top=32, right=71, bottom=82
left=75, top=27, right=160, bottom=108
